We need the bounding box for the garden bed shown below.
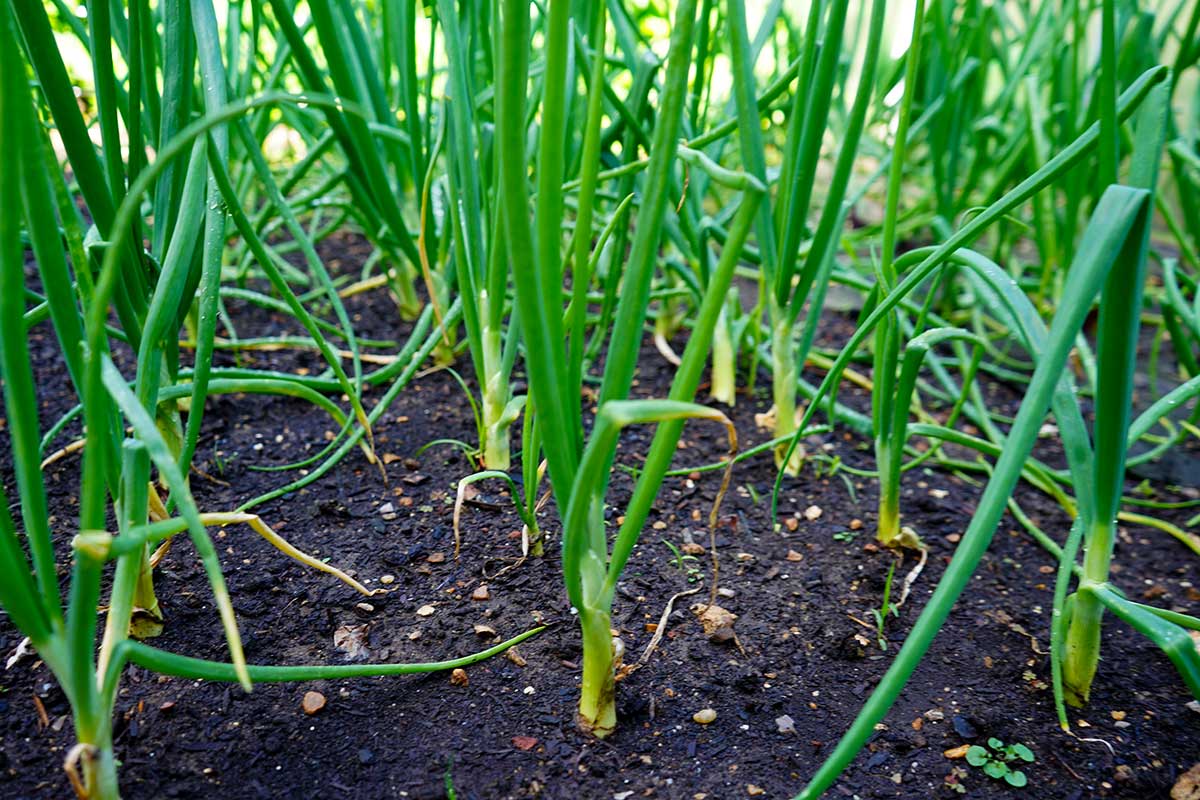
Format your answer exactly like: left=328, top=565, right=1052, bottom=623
left=3, top=236, right=1197, bottom=800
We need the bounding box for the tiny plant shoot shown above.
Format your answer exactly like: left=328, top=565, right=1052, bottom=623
left=966, top=738, right=1036, bottom=788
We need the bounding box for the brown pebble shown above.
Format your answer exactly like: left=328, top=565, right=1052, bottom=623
left=427, top=552, right=446, bottom=564
left=450, top=668, right=469, bottom=686
left=301, top=691, right=326, bottom=715
left=472, top=584, right=491, bottom=601
left=786, top=549, right=804, bottom=562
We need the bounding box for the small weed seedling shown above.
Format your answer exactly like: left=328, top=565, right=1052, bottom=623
left=870, top=560, right=900, bottom=650
left=966, top=738, right=1035, bottom=787
left=833, top=530, right=861, bottom=544
left=662, top=540, right=704, bottom=583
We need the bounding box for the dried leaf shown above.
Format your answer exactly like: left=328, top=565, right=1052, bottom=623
left=333, top=623, right=370, bottom=660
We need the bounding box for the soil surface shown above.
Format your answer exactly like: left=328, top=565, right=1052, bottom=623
left=2, top=232, right=1199, bottom=800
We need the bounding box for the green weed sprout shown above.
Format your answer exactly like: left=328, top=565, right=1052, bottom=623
left=965, top=738, right=1036, bottom=788
left=871, top=560, right=900, bottom=651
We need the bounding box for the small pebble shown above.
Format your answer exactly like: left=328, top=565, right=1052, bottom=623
left=474, top=624, right=497, bottom=637
left=379, top=574, right=395, bottom=585
left=693, top=708, right=717, bottom=724
left=951, top=714, right=978, bottom=738
left=747, top=785, right=765, bottom=796
left=416, top=604, right=436, bottom=617
left=804, top=505, right=823, bottom=521
left=427, top=552, right=446, bottom=564
left=786, top=550, right=803, bottom=562
left=472, top=584, right=491, bottom=601
left=450, top=668, right=469, bottom=686
left=775, top=714, right=796, bottom=734
left=301, top=691, right=326, bottom=715
left=355, top=602, right=375, bottom=613
left=379, top=502, right=397, bottom=521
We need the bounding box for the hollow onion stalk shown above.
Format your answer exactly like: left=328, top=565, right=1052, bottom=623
left=435, top=0, right=523, bottom=470
left=873, top=0, right=927, bottom=547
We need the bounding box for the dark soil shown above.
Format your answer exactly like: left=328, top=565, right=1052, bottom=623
left=2, top=231, right=1199, bottom=800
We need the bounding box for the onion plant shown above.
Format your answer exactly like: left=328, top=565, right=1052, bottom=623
left=497, top=0, right=757, bottom=735
left=2, top=5, right=534, bottom=796
left=433, top=0, right=524, bottom=470
left=725, top=0, right=888, bottom=473
left=869, top=0, right=927, bottom=547
left=774, top=64, right=1197, bottom=798
left=261, top=0, right=427, bottom=317
left=1055, top=80, right=1197, bottom=711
